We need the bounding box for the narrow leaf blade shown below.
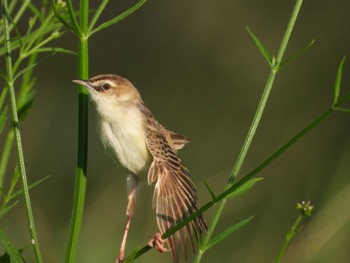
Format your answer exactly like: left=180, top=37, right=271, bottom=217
left=10, top=175, right=51, bottom=200
left=333, top=56, right=346, bottom=106
left=91, top=0, right=147, bottom=35
left=51, top=1, right=79, bottom=35
left=227, top=177, right=263, bottom=199
left=0, top=107, right=8, bottom=134
left=125, top=245, right=142, bottom=263
left=206, top=216, right=254, bottom=250
left=279, top=39, right=315, bottom=68
left=28, top=47, right=76, bottom=55
left=0, top=201, right=19, bottom=219
left=204, top=181, right=216, bottom=201
left=88, top=0, right=110, bottom=33
left=246, top=26, right=272, bottom=65
left=0, top=88, right=8, bottom=110
left=0, top=231, right=24, bottom=263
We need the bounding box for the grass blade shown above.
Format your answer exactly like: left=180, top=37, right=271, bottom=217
left=333, top=56, right=346, bottom=107
left=52, top=1, right=79, bottom=36
left=90, top=0, right=147, bottom=35
left=0, top=201, right=19, bottom=219
left=246, top=26, right=272, bottom=65
left=0, top=230, right=24, bottom=263
left=204, top=181, right=216, bottom=201
left=279, top=39, right=315, bottom=68
left=205, top=216, right=254, bottom=251
left=0, top=88, right=8, bottom=109
left=87, top=0, right=110, bottom=33
left=227, top=177, right=263, bottom=199
left=125, top=246, right=142, bottom=263
left=0, top=107, right=8, bottom=134
left=9, top=175, right=51, bottom=201
left=26, top=47, right=76, bottom=55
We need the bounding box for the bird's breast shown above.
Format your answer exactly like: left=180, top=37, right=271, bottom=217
left=99, top=105, right=151, bottom=174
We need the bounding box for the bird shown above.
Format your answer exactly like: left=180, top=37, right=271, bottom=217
left=73, top=74, right=207, bottom=263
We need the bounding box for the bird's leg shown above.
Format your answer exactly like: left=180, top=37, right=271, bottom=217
left=147, top=233, right=172, bottom=253
left=117, top=173, right=138, bottom=263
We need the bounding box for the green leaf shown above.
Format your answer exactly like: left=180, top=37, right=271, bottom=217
left=13, top=51, right=57, bottom=82
left=0, top=230, right=24, bottom=263
left=51, top=1, right=79, bottom=36
left=333, top=56, right=346, bottom=107
left=27, top=47, right=76, bottom=55
left=65, top=0, right=80, bottom=34
left=9, top=175, right=51, bottom=201
left=88, top=0, right=110, bottom=33
left=125, top=246, right=142, bottom=263
left=0, top=87, right=8, bottom=110
left=25, top=14, right=39, bottom=38
left=246, top=26, right=272, bottom=65
left=90, top=0, right=147, bottom=36
left=0, top=107, right=8, bottom=134
left=17, top=98, right=34, bottom=122
left=13, top=63, right=38, bottom=83
left=0, top=71, right=9, bottom=82
left=205, top=216, right=254, bottom=251
left=27, top=2, right=43, bottom=21
left=279, top=39, right=315, bottom=69
left=227, top=178, right=263, bottom=199
left=204, top=181, right=216, bottom=201
left=334, top=107, right=350, bottom=113
left=0, top=201, right=19, bottom=219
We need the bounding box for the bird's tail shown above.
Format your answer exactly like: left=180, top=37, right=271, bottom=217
left=148, top=160, right=208, bottom=262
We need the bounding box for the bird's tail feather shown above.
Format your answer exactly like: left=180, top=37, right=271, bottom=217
left=148, top=161, right=207, bottom=262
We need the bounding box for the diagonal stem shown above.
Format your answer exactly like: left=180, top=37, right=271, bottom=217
left=194, top=1, right=304, bottom=261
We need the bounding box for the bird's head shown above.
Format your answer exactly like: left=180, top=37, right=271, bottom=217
left=73, top=74, right=141, bottom=105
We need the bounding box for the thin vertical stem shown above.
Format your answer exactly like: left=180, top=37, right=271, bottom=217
left=2, top=1, right=43, bottom=262
left=274, top=215, right=303, bottom=263
left=64, top=0, right=89, bottom=262
left=194, top=1, right=304, bottom=261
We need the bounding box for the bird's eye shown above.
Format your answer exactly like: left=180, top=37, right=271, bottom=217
left=102, top=83, right=110, bottom=90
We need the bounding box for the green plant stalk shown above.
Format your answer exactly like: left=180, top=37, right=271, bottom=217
left=2, top=0, right=43, bottom=262
left=194, top=1, right=303, bottom=261
left=274, top=215, right=303, bottom=263
left=64, top=0, right=89, bottom=262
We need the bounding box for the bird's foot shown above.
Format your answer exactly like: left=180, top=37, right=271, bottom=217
left=148, top=233, right=172, bottom=253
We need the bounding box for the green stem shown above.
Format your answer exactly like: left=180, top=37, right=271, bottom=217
left=274, top=215, right=303, bottom=263
left=64, top=0, right=89, bottom=262
left=2, top=1, right=43, bottom=262
left=194, top=1, right=304, bottom=261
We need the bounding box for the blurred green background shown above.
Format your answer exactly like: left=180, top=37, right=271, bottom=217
left=2, top=0, right=350, bottom=262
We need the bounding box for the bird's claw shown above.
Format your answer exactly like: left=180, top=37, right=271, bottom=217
left=148, top=233, right=172, bottom=253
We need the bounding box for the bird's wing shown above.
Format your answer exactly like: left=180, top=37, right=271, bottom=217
left=166, top=129, right=190, bottom=150
left=139, top=102, right=207, bottom=262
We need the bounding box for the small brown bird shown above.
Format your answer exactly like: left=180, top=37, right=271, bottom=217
left=73, top=74, right=207, bottom=263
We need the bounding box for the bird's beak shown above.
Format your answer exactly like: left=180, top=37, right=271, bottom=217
left=72, top=79, right=93, bottom=89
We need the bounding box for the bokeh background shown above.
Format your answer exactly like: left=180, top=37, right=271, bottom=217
left=2, top=0, right=350, bottom=262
